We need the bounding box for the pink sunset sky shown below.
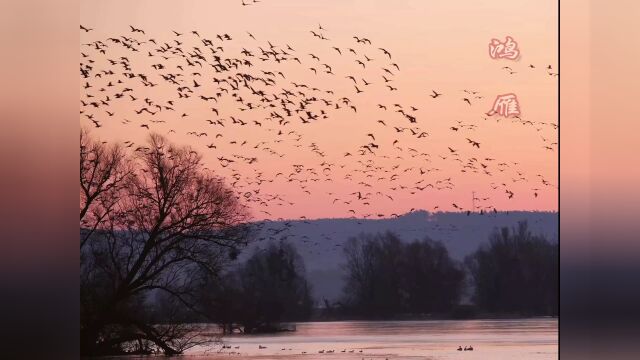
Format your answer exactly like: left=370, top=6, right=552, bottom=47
left=80, top=0, right=558, bottom=220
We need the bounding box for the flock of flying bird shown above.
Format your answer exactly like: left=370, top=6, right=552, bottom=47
left=79, top=21, right=558, bottom=232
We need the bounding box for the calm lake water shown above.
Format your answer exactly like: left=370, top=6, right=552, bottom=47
left=168, top=319, right=557, bottom=360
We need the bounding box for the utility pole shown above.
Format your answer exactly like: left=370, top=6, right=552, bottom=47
left=472, top=191, right=475, bottom=212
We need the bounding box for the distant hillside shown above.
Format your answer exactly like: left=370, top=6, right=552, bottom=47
left=239, top=210, right=558, bottom=302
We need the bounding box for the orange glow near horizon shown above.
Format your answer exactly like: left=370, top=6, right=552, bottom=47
left=80, top=0, right=558, bottom=221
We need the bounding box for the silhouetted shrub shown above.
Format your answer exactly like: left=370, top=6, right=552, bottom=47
left=200, top=241, right=313, bottom=333
left=342, top=232, right=465, bottom=317
left=465, top=221, right=558, bottom=316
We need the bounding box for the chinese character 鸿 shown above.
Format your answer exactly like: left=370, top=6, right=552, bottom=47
left=489, top=36, right=520, bottom=60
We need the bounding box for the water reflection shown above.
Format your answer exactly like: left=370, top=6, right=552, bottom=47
left=172, top=319, right=556, bottom=360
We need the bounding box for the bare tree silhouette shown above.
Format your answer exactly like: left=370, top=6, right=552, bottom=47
left=81, top=131, right=251, bottom=355
left=80, top=128, right=133, bottom=248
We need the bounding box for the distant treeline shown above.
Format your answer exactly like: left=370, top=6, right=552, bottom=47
left=196, top=220, right=558, bottom=330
